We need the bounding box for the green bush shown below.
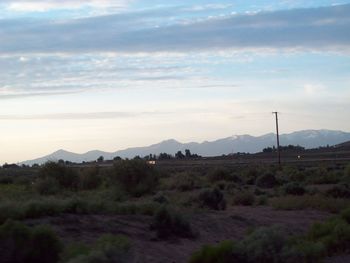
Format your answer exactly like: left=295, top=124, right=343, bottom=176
left=66, top=234, right=131, bottom=263
left=326, top=184, right=350, bottom=199
left=282, top=240, right=325, bottom=263
left=78, top=166, right=101, bottom=190
left=270, top=195, right=350, bottom=213
left=341, top=207, right=350, bottom=223
left=189, top=226, right=289, bottom=263
left=282, top=182, right=306, bottom=196
left=208, top=168, right=236, bottom=182
left=113, top=160, right=159, bottom=197
left=198, top=188, right=226, bottom=210
left=35, top=177, right=60, bottom=195
left=150, top=206, right=195, bottom=239
left=242, top=167, right=259, bottom=185
left=0, top=176, right=13, bottom=184
left=189, top=214, right=350, bottom=263
left=39, top=162, right=79, bottom=190
left=306, top=167, right=340, bottom=184
left=344, top=164, right=350, bottom=183
left=240, top=226, right=287, bottom=262
left=233, top=191, right=255, bottom=206
left=153, top=193, right=169, bottom=204
left=189, top=240, right=236, bottom=263
left=173, top=172, right=200, bottom=191
left=0, top=220, right=62, bottom=263
left=60, top=242, right=90, bottom=262
left=307, top=217, right=350, bottom=255
left=281, top=166, right=305, bottom=183
left=256, top=195, right=268, bottom=206
left=256, top=172, right=278, bottom=189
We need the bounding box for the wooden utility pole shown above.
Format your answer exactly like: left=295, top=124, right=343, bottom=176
left=272, top=112, right=281, bottom=165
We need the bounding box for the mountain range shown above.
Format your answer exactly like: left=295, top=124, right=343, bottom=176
left=21, top=129, right=350, bottom=165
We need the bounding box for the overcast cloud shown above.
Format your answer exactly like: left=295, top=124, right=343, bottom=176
left=0, top=4, right=349, bottom=54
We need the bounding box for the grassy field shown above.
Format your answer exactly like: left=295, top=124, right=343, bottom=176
left=0, top=158, right=349, bottom=263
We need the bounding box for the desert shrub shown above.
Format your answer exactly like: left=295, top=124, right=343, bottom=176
left=282, top=240, right=326, bottom=263
left=281, top=166, right=305, bottom=183
left=189, top=226, right=291, bottom=263
left=306, top=167, right=341, bottom=185
left=282, top=182, right=306, bottom=196
left=66, top=234, right=131, bottom=263
left=242, top=167, right=259, bottom=185
left=326, top=184, right=350, bottom=199
left=256, top=172, right=278, bottom=189
left=270, top=195, right=350, bottom=213
left=198, top=188, right=226, bottom=210
left=344, top=164, right=350, bottom=182
left=233, top=191, right=255, bottom=206
left=150, top=206, right=195, bottom=239
left=0, top=220, right=62, bottom=263
left=254, top=188, right=266, bottom=196
left=208, top=168, right=235, bottom=182
left=35, top=177, right=60, bottom=195
left=0, top=176, right=13, bottom=184
left=173, top=172, right=200, bottom=191
left=78, top=166, right=101, bottom=190
left=239, top=226, right=287, bottom=262
left=189, top=240, right=237, bottom=263
left=39, top=161, right=79, bottom=190
left=60, top=242, right=90, bottom=262
left=112, top=160, right=159, bottom=197
left=23, top=200, right=64, bottom=218
left=307, top=217, right=350, bottom=255
left=341, top=207, right=350, bottom=223
left=153, top=193, right=169, bottom=204
left=13, top=175, right=32, bottom=186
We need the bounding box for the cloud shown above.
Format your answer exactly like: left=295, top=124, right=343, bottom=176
left=2, top=0, right=132, bottom=12
left=0, top=4, right=349, bottom=54
left=0, top=90, right=81, bottom=100
left=0, top=111, right=164, bottom=120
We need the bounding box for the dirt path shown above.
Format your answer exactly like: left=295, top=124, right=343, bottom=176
left=26, top=206, right=332, bottom=263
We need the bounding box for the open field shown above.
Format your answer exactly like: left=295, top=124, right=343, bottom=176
left=0, top=153, right=350, bottom=263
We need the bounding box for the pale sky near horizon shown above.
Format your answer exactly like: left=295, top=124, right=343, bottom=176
left=0, top=0, right=350, bottom=163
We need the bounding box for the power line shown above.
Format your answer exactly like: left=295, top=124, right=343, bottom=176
left=272, top=111, right=281, bottom=166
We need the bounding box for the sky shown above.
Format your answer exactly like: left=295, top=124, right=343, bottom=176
left=0, top=0, right=350, bottom=163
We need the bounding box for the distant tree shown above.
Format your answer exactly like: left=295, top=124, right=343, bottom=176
left=133, top=155, right=142, bottom=160
left=58, top=159, right=65, bottom=164
left=185, top=149, right=192, bottom=158
left=262, top=145, right=305, bottom=153
left=175, top=151, right=185, bottom=159
left=97, top=156, right=104, bottom=162
left=2, top=163, right=19, bottom=169
left=158, top=153, right=172, bottom=160
left=113, top=156, right=122, bottom=161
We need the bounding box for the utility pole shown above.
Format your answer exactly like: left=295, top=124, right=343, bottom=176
left=272, top=112, right=281, bottom=166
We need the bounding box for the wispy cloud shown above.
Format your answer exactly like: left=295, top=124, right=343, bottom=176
left=0, top=4, right=349, bottom=54
left=1, top=0, right=132, bottom=12
left=0, top=91, right=81, bottom=100
left=0, top=111, right=165, bottom=120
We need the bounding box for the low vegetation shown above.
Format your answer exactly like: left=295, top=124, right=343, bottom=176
left=150, top=206, right=196, bottom=239
left=0, top=159, right=349, bottom=263
left=190, top=207, right=350, bottom=263
left=0, top=220, right=62, bottom=263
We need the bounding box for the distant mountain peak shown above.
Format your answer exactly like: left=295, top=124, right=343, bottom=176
left=20, top=129, right=350, bottom=165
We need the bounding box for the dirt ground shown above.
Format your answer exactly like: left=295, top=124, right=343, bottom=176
left=26, top=206, right=338, bottom=263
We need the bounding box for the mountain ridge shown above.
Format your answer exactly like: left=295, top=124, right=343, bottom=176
left=20, top=129, right=350, bottom=165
